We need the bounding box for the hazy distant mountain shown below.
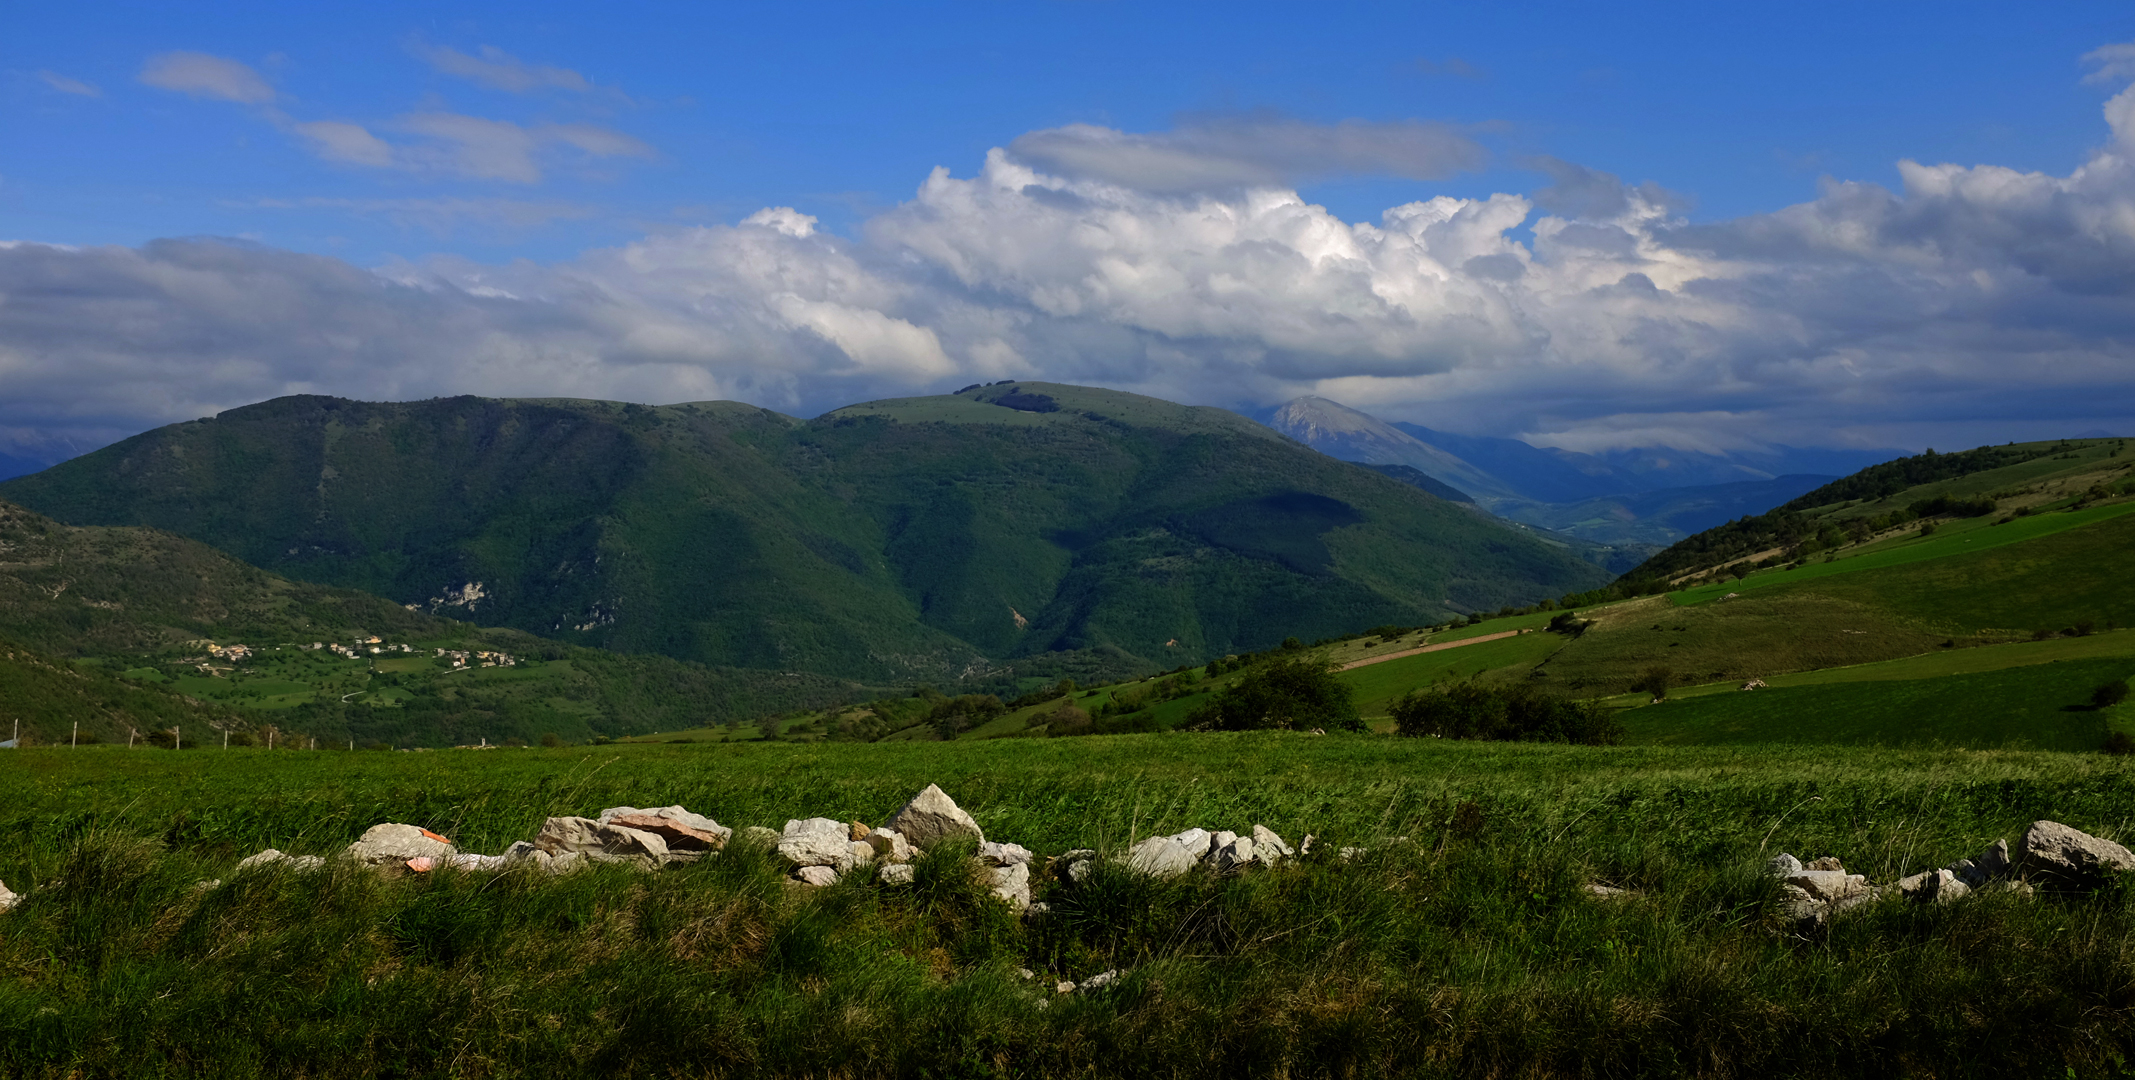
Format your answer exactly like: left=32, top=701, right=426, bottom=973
left=1266, top=397, right=1513, bottom=498
left=1385, top=422, right=1900, bottom=499
left=1489, top=475, right=1840, bottom=546
left=1268, top=394, right=1904, bottom=545
left=3, top=384, right=1610, bottom=681
left=0, top=449, right=63, bottom=482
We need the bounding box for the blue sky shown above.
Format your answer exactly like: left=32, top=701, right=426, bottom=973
left=4, top=2, right=2135, bottom=466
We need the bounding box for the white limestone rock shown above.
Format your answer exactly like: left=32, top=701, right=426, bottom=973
left=598, top=805, right=732, bottom=851
left=1212, top=836, right=1257, bottom=874
left=1250, top=825, right=1294, bottom=867
left=1899, top=868, right=1970, bottom=904
left=795, top=865, right=839, bottom=887
left=1125, top=836, right=1200, bottom=879
left=880, top=784, right=985, bottom=850
left=1786, top=870, right=1869, bottom=904
left=535, top=816, right=670, bottom=862
left=1167, top=828, right=1214, bottom=860
left=2018, top=821, right=2135, bottom=889
left=1054, top=849, right=1098, bottom=883
left=346, top=823, right=458, bottom=866
left=237, top=848, right=327, bottom=873
left=978, top=841, right=1033, bottom=867
left=778, top=817, right=859, bottom=871
left=991, top=862, right=1032, bottom=909
left=865, top=827, right=915, bottom=864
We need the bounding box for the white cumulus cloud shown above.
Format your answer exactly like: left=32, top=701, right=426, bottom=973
left=6, top=67, right=2135, bottom=465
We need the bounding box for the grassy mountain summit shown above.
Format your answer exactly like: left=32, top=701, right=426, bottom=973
left=1, top=383, right=1610, bottom=682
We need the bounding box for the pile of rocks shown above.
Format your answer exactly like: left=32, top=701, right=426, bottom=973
left=1053, top=824, right=1300, bottom=884
left=760, top=785, right=1037, bottom=909
left=1767, top=819, right=2135, bottom=929
left=229, top=805, right=738, bottom=880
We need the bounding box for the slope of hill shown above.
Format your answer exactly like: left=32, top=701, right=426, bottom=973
left=885, top=440, right=2135, bottom=750
left=0, top=498, right=858, bottom=746
left=0, top=637, right=243, bottom=746
left=1627, top=438, right=2132, bottom=582
left=2, top=384, right=1611, bottom=682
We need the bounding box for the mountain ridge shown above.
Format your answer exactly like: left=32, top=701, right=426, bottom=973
left=0, top=383, right=1613, bottom=682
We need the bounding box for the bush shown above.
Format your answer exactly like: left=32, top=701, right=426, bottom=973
left=1043, top=702, right=1093, bottom=737
left=1390, top=681, right=1623, bottom=745
left=1189, top=653, right=1358, bottom=732
left=1545, top=611, right=1590, bottom=637
left=2104, top=731, right=2134, bottom=755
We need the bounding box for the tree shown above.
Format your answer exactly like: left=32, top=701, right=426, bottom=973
left=1630, top=665, right=1673, bottom=701
left=1390, top=681, right=1622, bottom=746
left=1190, top=653, right=1359, bottom=732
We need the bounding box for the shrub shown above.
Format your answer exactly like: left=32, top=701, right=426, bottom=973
left=1390, top=681, right=1623, bottom=745
left=2104, top=731, right=2135, bottom=755
left=1043, top=703, right=1093, bottom=736
left=1189, top=653, right=1358, bottom=732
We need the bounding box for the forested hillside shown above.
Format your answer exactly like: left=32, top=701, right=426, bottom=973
left=3, top=383, right=1611, bottom=682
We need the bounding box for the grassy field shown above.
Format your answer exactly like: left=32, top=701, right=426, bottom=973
left=9, top=738, right=2135, bottom=1077
left=1671, top=498, right=2135, bottom=608
left=1345, top=631, right=1568, bottom=716
left=1618, top=657, right=2135, bottom=750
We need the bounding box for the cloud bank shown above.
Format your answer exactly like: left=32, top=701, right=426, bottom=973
left=7, top=57, right=2135, bottom=464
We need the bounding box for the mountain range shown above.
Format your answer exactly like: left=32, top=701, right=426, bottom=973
left=1265, top=396, right=1904, bottom=544
left=0, top=383, right=1612, bottom=684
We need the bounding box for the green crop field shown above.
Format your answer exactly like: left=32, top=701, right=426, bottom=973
left=8, top=738, right=2135, bottom=1077
left=1343, top=631, right=1568, bottom=716
left=1618, top=656, right=2135, bottom=750
left=1672, top=498, right=2135, bottom=607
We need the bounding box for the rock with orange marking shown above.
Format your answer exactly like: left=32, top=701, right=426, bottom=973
left=345, top=823, right=457, bottom=866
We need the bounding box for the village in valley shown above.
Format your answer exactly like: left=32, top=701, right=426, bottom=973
left=132, top=634, right=526, bottom=723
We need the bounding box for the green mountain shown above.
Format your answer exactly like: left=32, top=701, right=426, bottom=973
left=1, top=383, right=1612, bottom=683
left=0, top=497, right=856, bottom=747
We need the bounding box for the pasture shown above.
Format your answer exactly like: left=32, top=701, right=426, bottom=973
left=7, top=737, right=2135, bottom=1077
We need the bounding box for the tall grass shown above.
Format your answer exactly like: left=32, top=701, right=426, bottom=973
left=6, top=737, right=2135, bottom=1076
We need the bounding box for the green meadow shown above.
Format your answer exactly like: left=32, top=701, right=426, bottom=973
left=9, top=738, right=2135, bottom=1077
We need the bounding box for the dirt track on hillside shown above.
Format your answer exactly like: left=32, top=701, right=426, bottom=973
left=1338, top=629, right=1527, bottom=671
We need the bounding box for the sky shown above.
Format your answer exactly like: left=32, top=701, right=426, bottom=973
left=4, top=2, right=2135, bottom=471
